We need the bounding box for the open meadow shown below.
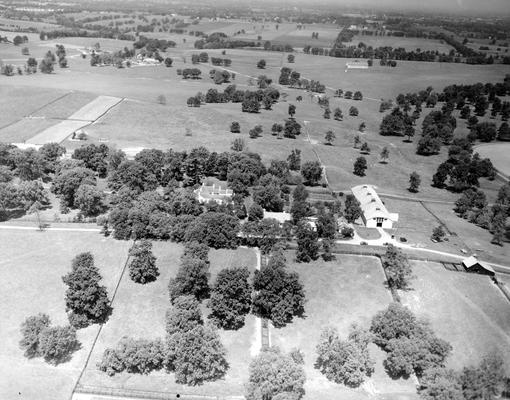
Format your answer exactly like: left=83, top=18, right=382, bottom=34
left=0, top=229, right=131, bottom=400
left=271, top=254, right=419, bottom=400
left=79, top=243, right=259, bottom=397
left=399, top=261, right=510, bottom=371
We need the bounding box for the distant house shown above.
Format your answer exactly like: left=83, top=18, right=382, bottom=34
left=346, top=60, right=369, bottom=70
left=462, top=256, right=496, bottom=277
left=351, top=185, right=399, bottom=229
left=194, top=183, right=233, bottom=205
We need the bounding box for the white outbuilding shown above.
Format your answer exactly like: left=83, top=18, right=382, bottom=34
left=351, top=185, right=399, bottom=229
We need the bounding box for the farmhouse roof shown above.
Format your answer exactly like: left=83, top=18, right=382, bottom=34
left=351, top=185, right=398, bottom=222
left=195, top=183, right=233, bottom=201
left=263, top=211, right=292, bottom=224
left=462, top=256, right=495, bottom=274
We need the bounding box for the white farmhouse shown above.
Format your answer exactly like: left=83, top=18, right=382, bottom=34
left=194, top=183, right=233, bottom=205
left=351, top=185, right=399, bottom=228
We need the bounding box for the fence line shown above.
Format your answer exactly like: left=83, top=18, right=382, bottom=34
left=75, top=384, right=244, bottom=400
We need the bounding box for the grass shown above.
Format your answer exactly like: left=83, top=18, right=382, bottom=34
left=474, top=143, right=510, bottom=177
left=356, top=226, right=382, bottom=240
left=0, top=117, right=58, bottom=142
left=79, top=243, right=259, bottom=398
left=270, top=254, right=418, bottom=400
left=32, top=91, right=98, bottom=120
left=0, top=229, right=131, bottom=400
left=399, top=261, right=510, bottom=371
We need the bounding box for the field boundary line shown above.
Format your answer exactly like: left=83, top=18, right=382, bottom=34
left=70, top=239, right=133, bottom=400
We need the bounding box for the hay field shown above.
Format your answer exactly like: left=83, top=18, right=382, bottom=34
left=400, top=261, right=510, bottom=371
left=0, top=229, right=131, bottom=400
left=80, top=243, right=259, bottom=397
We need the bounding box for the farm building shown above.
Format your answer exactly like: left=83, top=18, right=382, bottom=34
left=351, top=185, right=399, bottom=228
left=346, top=60, right=369, bottom=70
left=462, top=256, right=496, bottom=277
left=263, top=211, right=292, bottom=225
left=194, top=183, right=233, bottom=205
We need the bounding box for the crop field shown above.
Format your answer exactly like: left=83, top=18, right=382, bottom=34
left=0, top=85, right=68, bottom=127
left=0, top=117, right=57, bottom=143
left=79, top=243, right=259, bottom=397
left=0, top=17, right=61, bottom=31
left=31, top=91, right=98, bottom=120
left=0, top=229, right=131, bottom=400
left=350, top=35, right=455, bottom=53
left=475, top=143, right=510, bottom=177
left=399, top=261, right=510, bottom=371
left=271, top=254, right=418, bottom=400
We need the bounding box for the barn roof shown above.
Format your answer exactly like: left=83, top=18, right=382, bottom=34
left=462, top=256, right=495, bottom=274
left=351, top=185, right=398, bottom=222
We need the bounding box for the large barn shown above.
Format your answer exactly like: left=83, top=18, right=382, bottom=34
left=351, top=185, right=399, bottom=229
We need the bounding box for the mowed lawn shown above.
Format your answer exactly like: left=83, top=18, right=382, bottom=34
left=80, top=243, right=259, bottom=397
left=271, top=254, right=418, bottom=400
left=400, top=261, right=510, bottom=371
left=475, top=143, right=510, bottom=177
left=0, top=229, right=131, bottom=400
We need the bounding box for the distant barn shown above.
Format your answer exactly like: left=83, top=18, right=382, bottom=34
left=346, top=60, right=369, bottom=70
left=462, top=256, right=495, bottom=277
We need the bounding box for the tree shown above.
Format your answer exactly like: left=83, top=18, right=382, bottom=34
left=353, top=157, right=367, bottom=176
left=166, top=324, right=229, bottom=385
left=344, top=194, right=362, bottom=223
left=271, top=123, right=283, bottom=137
left=40, top=51, right=55, bottom=73
left=231, top=137, right=246, bottom=152
left=128, top=240, right=159, bottom=284
left=315, top=326, right=374, bottom=387
left=460, top=353, right=506, bottom=400
left=108, top=160, right=158, bottom=193
left=287, top=149, right=301, bottom=171
left=249, top=125, right=263, bottom=139
left=74, top=184, right=105, bottom=217
left=349, top=106, right=359, bottom=116
left=168, top=257, right=210, bottom=303
left=354, top=135, right=361, bottom=148
left=257, top=59, right=266, bottom=69
left=381, top=245, right=413, bottom=290
left=360, top=142, right=370, bottom=154
left=291, top=184, right=309, bottom=224
left=252, top=250, right=306, bottom=328
left=419, top=367, right=464, bottom=400
left=38, top=325, right=80, bottom=365
left=246, top=347, right=306, bottom=400
left=287, top=54, right=295, bottom=63
left=184, top=212, right=240, bottom=249
left=248, top=203, right=264, bottom=221
left=19, top=313, right=50, bottom=358
left=62, top=252, right=111, bottom=328
left=52, top=167, right=96, bottom=209
left=301, top=161, right=322, bottom=185
left=316, top=209, right=337, bottom=239
left=230, top=121, right=241, bottom=133
left=283, top=119, right=302, bottom=138
left=417, top=135, right=442, bottom=155
left=328, top=108, right=341, bottom=123
left=431, top=226, right=446, bottom=242
left=325, top=130, right=335, bottom=145
left=380, top=147, right=389, bottom=163
left=164, top=57, right=173, bottom=67
left=12, top=148, right=45, bottom=181
left=99, top=337, right=165, bottom=376
left=353, top=91, right=363, bottom=101
left=288, top=104, right=296, bottom=118
left=323, top=108, right=331, bottom=119
left=409, top=172, right=421, bottom=193
left=295, top=221, right=320, bottom=263
left=208, top=267, right=252, bottom=330
left=359, top=122, right=366, bottom=132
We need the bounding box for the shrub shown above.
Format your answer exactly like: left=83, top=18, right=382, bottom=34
left=38, top=325, right=80, bottom=365
left=19, top=313, right=50, bottom=358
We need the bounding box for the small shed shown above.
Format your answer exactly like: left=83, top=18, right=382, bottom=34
left=462, top=256, right=495, bottom=277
